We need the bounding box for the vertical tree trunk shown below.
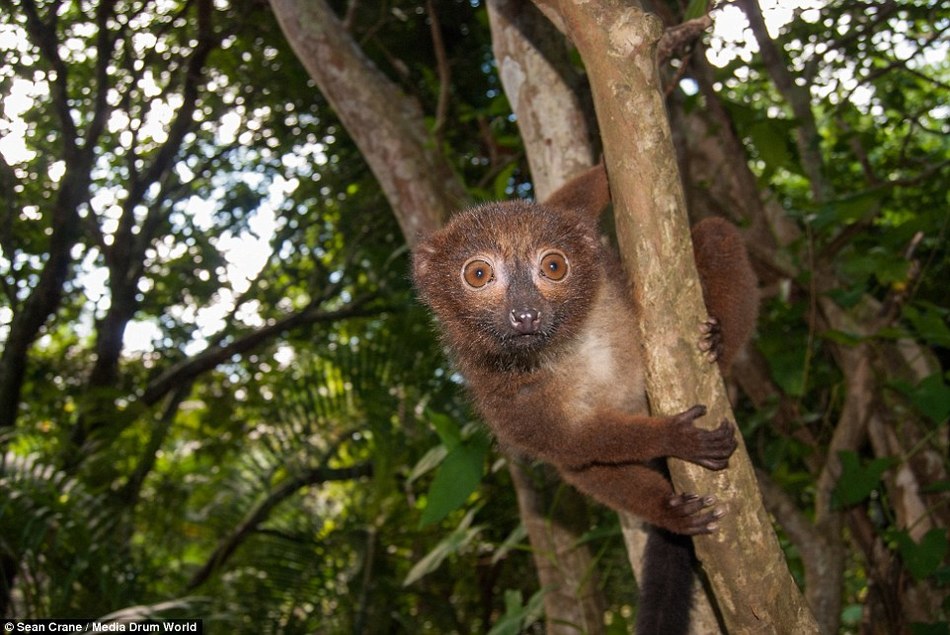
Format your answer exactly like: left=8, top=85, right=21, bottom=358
left=486, top=2, right=606, bottom=631
left=534, top=1, right=819, bottom=632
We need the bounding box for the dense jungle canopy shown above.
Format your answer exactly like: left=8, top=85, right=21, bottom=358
left=0, top=1, right=947, bottom=633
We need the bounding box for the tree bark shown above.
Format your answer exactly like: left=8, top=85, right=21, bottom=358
left=668, top=56, right=842, bottom=630
left=268, top=0, right=466, bottom=246
left=485, top=2, right=607, bottom=632
left=487, top=0, right=597, bottom=199
left=535, top=1, right=819, bottom=632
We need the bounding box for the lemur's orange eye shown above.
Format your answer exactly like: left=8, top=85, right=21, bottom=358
left=462, top=259, right=494, bottom=288
left=539, top=251, right=569, bottom=281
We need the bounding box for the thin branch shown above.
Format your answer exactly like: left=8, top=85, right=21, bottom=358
left=0, top=2, right=100, bottom=428
left=138, top=293, right=383, bottom=407
left=756, top=467, right=844, bottom=632
left=427, top=0, right=451, bottom=146
left=657, top=15, right=711, bottom=65
left=820, top=1, right=899, bottom=60
left=118, top=380, right=194, bottom=507
left=85, top=2, right=118, bottom=151
left=876, top=231, right=924, bottom=326
left=737, top=0, right=830, bottom=203
left=846, top=506, right=905, bottom=630
left=755, top=469, right=824, bottom=564
left=0, top=155, right=18, bottom=282
left=18, top=0, right=79, bottom=156
left=127, top=0, right=218, bottom=208
left=832, top=26, right=950, bottom=118
left=819, top=158, right=950, bottom=260
left=186, top=447, right=372, bottom=590
left=84, top=0, right=220, bottom=405
left=342, top=0, right=361, bottom=31
left=353, top=526, right=378, bottom=635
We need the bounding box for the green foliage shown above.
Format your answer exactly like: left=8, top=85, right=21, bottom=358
left=904, top=304, right=950, bottom=349
left=895, top=529, right=949, bottom=582
left=755, top=298, right=814, bottom=398
left=410, top=411, right=491, bottom=528
left=0, top=451, right=134, bottom=616
left=486, top=588, right=547, bottom=635
left=712, top=3, right=948, bottom=629
left=890, top=372, right=950, bottom=424
left=404, top=507, right=483, bottom=587
left=417, top=426, right=490, bottom=528
left=832, top=450, right=899, bottom=509
left=0, top=0, right=522, bottom=630
left=746, top=117, right=802, bottom=180
left=683, top=0, right=709, bottom=22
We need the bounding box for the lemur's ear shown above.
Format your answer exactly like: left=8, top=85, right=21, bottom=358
left=543, top=161, right=610, bottom=219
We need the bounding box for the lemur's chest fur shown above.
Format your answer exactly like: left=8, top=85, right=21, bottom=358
left=459, top=280, right=648, bottom=458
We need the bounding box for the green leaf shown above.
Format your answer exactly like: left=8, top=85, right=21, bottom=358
left=487, top=588, right=547, bottom=635
left=893, top=373, right=950, bottom=424
left=840, top=604, right=863, bottom=626
left=904, top=304, right=950, bottom=348
left=487, top=591, right=526, bottom=635
left=833, top=191, right=881, bottom=224
left=427, top=410, right=462, bottom=450
left=748, top=119, right=800, bottom=175
left=890, top=373, right=950, bottom=424
left=492, top=523, right=528, bottom=566
left=896, top=529, right=949, bottom=581
left=406, top=444, right=449, bottom=485
left=403, top=508, right=482, bottom=586
left=921, top=479, right=950, bottom=495
left=840, top=250, right=911, bottom=287
left=418, top=434, right=488, bottom=527
left=832, top=450, right=898, bottom=508
left=757, top=335, right=808, bottom=397
left=825, top=286, right=866, bottom=309
left=820, top=329, right=864, bottom=347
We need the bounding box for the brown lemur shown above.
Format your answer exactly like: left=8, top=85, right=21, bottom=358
left=412, top=162, right=758, bottom=633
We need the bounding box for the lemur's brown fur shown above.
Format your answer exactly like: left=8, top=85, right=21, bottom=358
left=413, top=163, right=758, bottom=535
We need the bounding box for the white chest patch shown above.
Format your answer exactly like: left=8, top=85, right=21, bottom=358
left=546, top=286, right=647, bottom=424
left=575, top=326, right=617, bottom=387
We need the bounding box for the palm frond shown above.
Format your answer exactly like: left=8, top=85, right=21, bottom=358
left=0, top=452, right=130, bottom=617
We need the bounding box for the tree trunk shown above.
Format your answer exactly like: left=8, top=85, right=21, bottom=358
left=60, top=0, right=218, bottom=461
left=534, top=1, right=820, bottom=632
left=0, top=1, right=118, bottom=433
left=486, top=3, right=607, bottom=631
left=675, top=18, right=949, bottom=631
left=268, top=0, right=466, bottom=246
left=668, top=54, right=845, bottom=632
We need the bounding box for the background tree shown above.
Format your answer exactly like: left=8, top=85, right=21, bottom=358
left=1, top=1, right=947, bottom=633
